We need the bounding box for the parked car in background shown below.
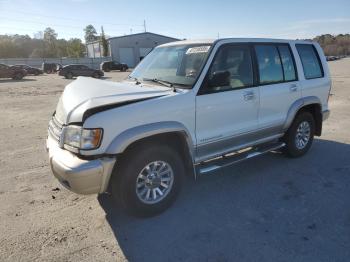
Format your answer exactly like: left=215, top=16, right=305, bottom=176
left=12, top=65, right=43, bottom=75
left=0, top=63, right=27, bottom=80
left=42, top=63, right=62, bottom=74
left=58, top=64, right=104, bottom=79
left=47, top=38, right=331, bottom=217
left=100, top=61, right=128, bottom=72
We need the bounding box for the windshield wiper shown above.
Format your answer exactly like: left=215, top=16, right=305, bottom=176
left=142, top=78, right=174, bottom=88
left=128, top=76, right=141, bottom=85
left=142, top=78, right=191, bottom=90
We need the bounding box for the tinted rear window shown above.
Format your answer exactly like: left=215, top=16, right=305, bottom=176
left=296, top=44, right=324, bottom=79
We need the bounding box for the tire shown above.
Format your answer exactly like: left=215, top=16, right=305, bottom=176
left=34, top=71, right=39, bottom=76
left=111, top=144, right=184, bottom=217
left=12, top=73, right=23, bottom=80
left=121, top=66, right=127, bottom=72
left=92, top=72, right=101, bottom=78
left=65, top=72, right=73, bottom=79
left=283, top=111, right=315, bottom=158
left=104, top=68, right=110, bottom=72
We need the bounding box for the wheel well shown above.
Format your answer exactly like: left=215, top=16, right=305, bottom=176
left=298, top=103, right=322, bottom=136
left=120, top=132, right=195, bottom=178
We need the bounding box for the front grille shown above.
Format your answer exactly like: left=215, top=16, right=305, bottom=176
left=48, top=115, right=63, bottom=144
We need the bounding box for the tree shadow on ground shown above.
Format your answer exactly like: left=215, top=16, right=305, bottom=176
left=98, top=139, right=350, bottom=262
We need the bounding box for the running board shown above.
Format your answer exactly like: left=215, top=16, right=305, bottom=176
left=196, top=142, right=285, bottom=175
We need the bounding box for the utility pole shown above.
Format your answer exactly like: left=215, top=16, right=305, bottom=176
left=144, top=20, right=147, bottom=32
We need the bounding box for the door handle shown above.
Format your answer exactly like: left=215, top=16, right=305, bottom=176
left=243, top=91, right=255, bottom=101
left=290, top=84, right=298, bottom=92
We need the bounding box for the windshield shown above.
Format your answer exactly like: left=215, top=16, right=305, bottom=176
left=129, top=44, right=212, bottom=88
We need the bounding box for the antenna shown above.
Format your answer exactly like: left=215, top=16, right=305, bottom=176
left=217, top=32, right=220, bottom=39
left=144, top=20, right=147, bottom=32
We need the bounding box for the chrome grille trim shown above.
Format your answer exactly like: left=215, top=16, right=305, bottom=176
left=48, top=115, right=63, bottom=144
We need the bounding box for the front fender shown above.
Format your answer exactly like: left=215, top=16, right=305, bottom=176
left=106, top=121, right=195, bottom=161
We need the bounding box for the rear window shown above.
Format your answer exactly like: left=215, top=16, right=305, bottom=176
left=296, top=44, right=324, bottom=79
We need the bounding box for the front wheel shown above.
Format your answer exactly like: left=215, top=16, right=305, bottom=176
left=12, top=73, right=23, bottom=80
left=283, top=111, right=315, bottom=158
left=111, top=144, right=184, bottom=217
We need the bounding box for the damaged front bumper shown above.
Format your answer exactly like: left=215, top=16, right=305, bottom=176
left=46, top=135, right=116, bottom=194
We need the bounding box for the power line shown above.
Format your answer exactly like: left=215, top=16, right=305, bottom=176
left=0, top=16, right=87, bottom=29
left=0, top=25, right=145, bottom=39
left=0, top=9, right=144, bottom=27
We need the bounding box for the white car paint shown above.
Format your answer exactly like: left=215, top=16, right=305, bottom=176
left=47, top=37, right=331, bottom=195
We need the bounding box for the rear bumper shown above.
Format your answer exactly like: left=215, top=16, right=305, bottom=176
left=322, top=109, right=330, bottom=121
left=46, top=136, right=116, bottom=194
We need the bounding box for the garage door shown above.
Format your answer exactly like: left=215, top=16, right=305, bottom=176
left=119, top=48, right=135, bottom=67
left=140, top=48, right=152, bottom=57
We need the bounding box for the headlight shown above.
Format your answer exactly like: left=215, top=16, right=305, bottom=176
left=63, top=126, right=103, bottom=150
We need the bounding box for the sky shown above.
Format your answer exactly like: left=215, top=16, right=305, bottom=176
left=0, top=0, right=349, bottom=41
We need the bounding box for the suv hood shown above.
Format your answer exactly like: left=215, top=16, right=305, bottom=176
left=55, top=77, right=173, bottom=124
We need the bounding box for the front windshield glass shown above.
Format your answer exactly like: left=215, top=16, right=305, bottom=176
left=129, top=44, right=212, bottom=88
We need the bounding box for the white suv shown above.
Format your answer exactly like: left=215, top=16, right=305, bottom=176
left=47, top=38, right=331, bottom=217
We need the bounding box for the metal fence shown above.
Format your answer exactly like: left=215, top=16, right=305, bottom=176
left=0, top=57, right=113, bottom=69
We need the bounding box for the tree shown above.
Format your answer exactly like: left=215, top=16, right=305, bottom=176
left=101, top=26, right=109, bottom=57
left=84, top=25, right=98, bottom=43
left=67, top=38, right=85, bottom=58
left=43, top=27, right=58, bottom=57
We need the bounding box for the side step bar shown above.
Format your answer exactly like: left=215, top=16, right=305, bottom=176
left=196, top=142, right=285, bottom=175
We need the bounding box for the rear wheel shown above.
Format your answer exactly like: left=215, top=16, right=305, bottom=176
left=111, top=144, right=184, bottom=217
left=92, top=72, right=101, bottom=78
left=283, top=111, right=315, bottom=157
left=65, top=72, right=73, bottom=79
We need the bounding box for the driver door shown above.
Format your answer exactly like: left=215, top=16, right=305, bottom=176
left=195, top=44, right=259, bottom=162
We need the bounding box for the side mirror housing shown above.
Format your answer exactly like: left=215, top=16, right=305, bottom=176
left=208, top=70, right=230, bottom=87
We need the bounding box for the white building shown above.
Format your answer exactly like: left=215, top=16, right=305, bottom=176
left=86, top=32, right=179, bottom=67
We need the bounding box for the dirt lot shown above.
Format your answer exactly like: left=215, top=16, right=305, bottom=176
left=0, top=60, right=349, bottom=262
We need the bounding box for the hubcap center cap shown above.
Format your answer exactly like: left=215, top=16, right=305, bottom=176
left=145, top=173, right=161, bottom=188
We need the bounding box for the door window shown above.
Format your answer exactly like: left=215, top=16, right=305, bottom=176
left=201, top=45, right=254, bottom=94
left=255, top=45, right=283, bottom=84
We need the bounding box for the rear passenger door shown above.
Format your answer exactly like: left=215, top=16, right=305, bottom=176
left=255, top=44, right=301, bottom=134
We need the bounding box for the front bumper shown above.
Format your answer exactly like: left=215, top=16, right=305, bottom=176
left=46, top=136, right=116, bottom=194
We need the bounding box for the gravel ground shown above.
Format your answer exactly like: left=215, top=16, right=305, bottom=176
left=0, top=60, right=349, bottom=262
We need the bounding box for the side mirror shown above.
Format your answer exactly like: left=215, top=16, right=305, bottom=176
left=208, top=70, right=230, bottom=87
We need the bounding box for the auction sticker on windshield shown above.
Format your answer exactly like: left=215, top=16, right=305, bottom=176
left=186, top=46, right=211, bottom=54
